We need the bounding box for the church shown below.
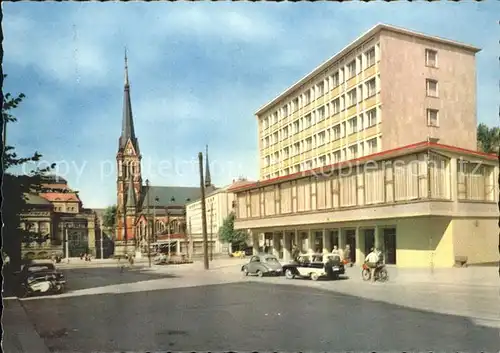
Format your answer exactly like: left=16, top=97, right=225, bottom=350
left=114, top=54, right=215, bottom=256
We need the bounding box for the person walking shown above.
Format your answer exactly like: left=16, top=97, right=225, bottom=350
left=344, top=244, right=352, bottom=267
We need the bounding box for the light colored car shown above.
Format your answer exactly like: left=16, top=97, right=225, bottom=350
left=282, top=253, right=345, bottom=281
left=241, top=254, right=283, bottom=277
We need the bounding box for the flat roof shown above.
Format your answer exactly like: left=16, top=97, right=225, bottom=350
left=255, top=23, right=481, bottom=117
left=228, top=141, right=496, bottom=193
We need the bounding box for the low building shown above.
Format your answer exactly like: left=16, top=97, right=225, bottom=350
left=230, top=141, right=498, bottom=268
left=20, top=175, right=100, bottom=259
left=186, top=179, right=254, bottom=257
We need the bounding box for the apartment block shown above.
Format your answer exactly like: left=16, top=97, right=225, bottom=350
left=257, top=24, right=480, bottom=180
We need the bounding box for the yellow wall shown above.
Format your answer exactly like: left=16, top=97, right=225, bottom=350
left=395, top=217, right=454, bottom=268
left=452, top=218, right=498, bottom=265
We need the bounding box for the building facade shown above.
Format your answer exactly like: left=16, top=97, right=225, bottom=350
left=232, top=24, right=497, bottom=268
left=20, top=175, right=99, bottom=259
left=257, top=24, right=479, bottom=180
left=186, top=179, right=253, bottom=257
left=231, top=142, right=498, bottom=267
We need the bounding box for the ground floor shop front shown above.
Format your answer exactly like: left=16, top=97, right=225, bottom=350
left=247, top=216, right=498, bottom=268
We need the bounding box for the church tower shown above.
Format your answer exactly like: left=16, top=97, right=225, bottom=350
left=116, top=50, right=142, bottom=242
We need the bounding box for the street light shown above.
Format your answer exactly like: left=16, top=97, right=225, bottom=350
left=64, top=224, right=69, bottom=263
left=168, top=196, right=175, bottom=259
left=145, top=179, right=151, bottom=268
left=100, top=218, right=104, bottom=260
left=153, top=196, right=159, bottom=243
left=209, top=202, right=213, bottom=261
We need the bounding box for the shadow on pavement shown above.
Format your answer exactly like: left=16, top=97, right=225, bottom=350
left=60, top=266, right=179, bottom=292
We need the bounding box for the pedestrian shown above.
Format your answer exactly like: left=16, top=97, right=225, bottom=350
left=292, top=245, right=300, bottom=261
left=331, top=245, right=340, bottom=256
left=344, top=245, right=352, bottom=267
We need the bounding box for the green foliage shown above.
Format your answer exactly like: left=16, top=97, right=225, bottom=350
left=102, top=205, right=117, bottom=235
left=477, top=123, right=500, bottom=154
left=2, top=74, right=55, bottom=270
left=218, top=212, right=248, bottom=247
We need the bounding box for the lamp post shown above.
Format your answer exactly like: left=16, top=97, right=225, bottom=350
left=153, top=196, right=159, bottom=243
left=100, top=219, right=104, bottom=260
left=145, top=179, right=152, bottom=268
left=188, top=217, right=192, bottom=261
left=168, top=196, right=175, bottom=258
left=209, top=203, right=213, bottom=261
left=65, top=225, right=69, bottom=263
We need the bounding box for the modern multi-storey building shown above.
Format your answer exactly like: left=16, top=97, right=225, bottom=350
left=232, top=24, right=498, bottom=268
left=257, top=23, right=479, bottom=180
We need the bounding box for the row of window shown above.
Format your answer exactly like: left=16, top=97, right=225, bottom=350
left=54, top=206, right=77, bottom=212
left=261, top=45, right=379, bottom=130
left=262, top=75, right=379, bottom=142
left=263, top=137, right=379, bottom=180
left=424, top=48, right=439, bottom=127
left=263, top=108, right=379, bottom=164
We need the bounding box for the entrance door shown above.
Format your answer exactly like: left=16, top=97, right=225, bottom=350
left=383, top=228, right=397, bottom=265
left=364, top=229, right=375, bottom=256
left=345, top=230, right=356, bottom=263
left=68, top=229, right=88, bottom=257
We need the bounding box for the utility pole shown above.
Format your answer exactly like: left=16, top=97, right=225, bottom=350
left=146, top=179, right=151, bottom=268
left=198, top=152, right=209, bottom=270
left=210, top=204, right=213, bottom=261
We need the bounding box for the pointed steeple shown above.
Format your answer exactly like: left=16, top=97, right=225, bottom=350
left=119, top=48, right=139, bottom=153
left=204, top=144, right=212, bottom=188
left=125, top=176, right=136, bottom=210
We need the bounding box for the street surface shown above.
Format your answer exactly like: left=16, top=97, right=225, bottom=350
left=6, top=259, right=500, bottom=352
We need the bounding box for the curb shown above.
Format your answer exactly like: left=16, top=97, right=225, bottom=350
left=2, top=299, right=51, bottom=353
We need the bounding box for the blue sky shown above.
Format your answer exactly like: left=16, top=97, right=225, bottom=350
left=4, top=1, right=499, bottom=208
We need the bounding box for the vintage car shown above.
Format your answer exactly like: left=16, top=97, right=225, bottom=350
left=241, top=254, right=283, bottom=277
left=282, top=253, right=345, bottom=281
left=17, top=262, right=66, bottom=297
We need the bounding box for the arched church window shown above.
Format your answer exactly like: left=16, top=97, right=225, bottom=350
left=123, top=162, right=128, bottom=179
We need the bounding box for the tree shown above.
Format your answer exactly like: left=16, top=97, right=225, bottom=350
left=3, top=74, right=55, bottom=271
left=218, top=212, right=248, bottom=250
left=477, top=123, right=500, bottom=154
left=102, top=205, right=117, bottom=237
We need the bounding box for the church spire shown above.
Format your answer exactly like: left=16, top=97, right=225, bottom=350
left=119, top=48, right=139, bottom=153
left=124, top=48, right=129, bottom=87
left=204, top=144, right=212, bottom=188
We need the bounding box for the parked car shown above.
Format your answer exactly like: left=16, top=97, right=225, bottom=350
left=282, top=253, right=345, bottom=281
left=231, top=250, right=246, bottom=258
left=241, top=254, right=283, bottom=277
left=17, top=262, right=66, bottom=297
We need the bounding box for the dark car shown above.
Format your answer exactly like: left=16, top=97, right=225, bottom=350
left=241, top=254, right=283, bottom=277
left=17, top=262, right=66, bottom=297
left=282, top=253, right=345, bottom=281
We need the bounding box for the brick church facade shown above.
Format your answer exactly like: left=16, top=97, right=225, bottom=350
left=114, top=53, right=214, bottom=256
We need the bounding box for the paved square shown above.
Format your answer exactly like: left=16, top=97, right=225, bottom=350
left=20, top=282, right=499, bottom=352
